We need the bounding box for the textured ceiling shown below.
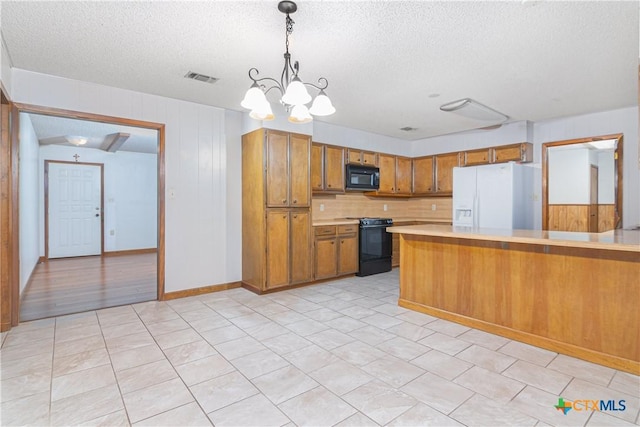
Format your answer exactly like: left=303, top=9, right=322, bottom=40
left=2, top=1, right=639, bottom=140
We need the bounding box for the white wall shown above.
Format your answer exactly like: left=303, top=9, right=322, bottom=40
left=548, top=148, right=590, bottom=204
left=597, top=151, right=615, bottom=204
left=18, top=113, right=39, bottom=294
left=242, top=111, right=410, bottom=157
left=38, top=145, right=157, bottom=254
left=411, top=121, right=533, bottom=157
left=12, top=68, right=240, bottom=293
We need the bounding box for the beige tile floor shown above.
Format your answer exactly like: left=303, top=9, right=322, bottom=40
left=1, top=270, right=639, bottom=426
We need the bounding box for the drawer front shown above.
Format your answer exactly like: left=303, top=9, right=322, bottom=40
left=337, top=224, right=358, bottom=235
left=315, top=225, right=337, bottom=236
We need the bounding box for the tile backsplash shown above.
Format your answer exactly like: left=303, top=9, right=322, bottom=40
left=311, top=193, right=452, bottom=221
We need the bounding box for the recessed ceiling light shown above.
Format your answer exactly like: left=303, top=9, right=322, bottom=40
left=428, top=93, right=440, bottom=98
left=66, top=136, right=88, bottom=146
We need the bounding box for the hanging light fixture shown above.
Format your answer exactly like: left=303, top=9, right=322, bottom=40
left=241, top=1, right=335, bottom=123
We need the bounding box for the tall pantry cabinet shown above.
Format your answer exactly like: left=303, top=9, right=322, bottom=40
left=242, top=129, right=312, bottom=293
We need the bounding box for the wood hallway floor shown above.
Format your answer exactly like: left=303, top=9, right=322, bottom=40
left=19, top=253, right=157, bottom=322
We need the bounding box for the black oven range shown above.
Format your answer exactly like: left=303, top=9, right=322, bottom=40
left=346, top=217, right=393, bottom=277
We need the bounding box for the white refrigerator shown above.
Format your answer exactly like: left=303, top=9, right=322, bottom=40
left=452, top=162, right=534, bottom=229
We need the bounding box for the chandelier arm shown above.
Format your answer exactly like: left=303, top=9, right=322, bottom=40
left=303, top=77, right=329, bottom=91
left=263, top=85, right=285, bottom=97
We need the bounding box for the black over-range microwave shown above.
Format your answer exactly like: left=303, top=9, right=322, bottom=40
left=346, top=164, right=380, bottom=190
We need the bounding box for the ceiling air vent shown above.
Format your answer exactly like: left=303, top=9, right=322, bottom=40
left=400, top=127, right=417, bottom=132
left=184, top=71, right=219, bottom=84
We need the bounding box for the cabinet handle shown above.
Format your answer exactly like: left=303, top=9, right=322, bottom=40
left=328, top=184, right=332, bottom=187
left=282, top=199, right=287, bottom=203
left=293, top=199, right=297, bottom=204
left=331, top=241, right=335, bottom=245
left=341, top=240, right=344, bottom=244
left=293, top=215, right=298, bottom=218
left=283, top=215, right=287, bottom=219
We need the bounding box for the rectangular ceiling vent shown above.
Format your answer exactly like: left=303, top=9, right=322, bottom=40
left=184, top=71, right=219, bottom=84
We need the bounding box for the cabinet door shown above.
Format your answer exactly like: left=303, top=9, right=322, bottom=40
left=315, top=237, right=338, bottom=279
left=289, top=134, right=310, bottom=207
left=434, top=153, right=460, bottom=194
left=463, top=149, right=491, bottom=166
left=412, top=156, right=434, bottom=194
left=493, top=143, right=532, bottom=163
left=395, top=157, right=412, bottom=195
left=362, top=151, right=378, bottom=166
left=290, top=211, right=312, bottom=284
left=324, top=146, right=345, bottom=192
left=311, top=144, right=324, bottom=192
left=378, top=154, right=396, bottom=193
left=266, top=131, right=289, bottom=207
left=338, top=234, right=358, bottom=275
left=346, top=149, right=362, bottom=164
left=266, top=211, right=290, bottom=288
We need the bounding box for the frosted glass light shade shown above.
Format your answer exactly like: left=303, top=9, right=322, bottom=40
left=288, top=104, right=312, bottom=124
left=66, top=136, right=88, bottom=146
left=308, top=91, right=335, bottom=116
left=249, top=100, right=274, bottom=121
left=281, top=76, right=311, bottom=106
left=241, top=83, right=267, bottom=110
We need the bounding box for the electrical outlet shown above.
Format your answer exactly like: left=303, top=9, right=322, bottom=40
left=431, top=204, right=437, bottom=211
left=109, top=230, right=115, bottom=236
left=319, top=203, right=325, bottom=212
left=383, top=204, right=388, bottom=211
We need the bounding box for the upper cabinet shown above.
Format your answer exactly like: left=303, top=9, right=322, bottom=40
left=434, top=153, right=460, bottom=195
left=412, top=156, right=434, bottom=195
left=377, top=154, right=412, bottom=195
left=311, top=143, right=345, bottom=193
left=266, top=131, right=310, bottom=207
left=346, top=148, right=379, bottom=166
left=460, top=142, right=533, bottom=167
left=493, top=142, right=533, bottom=164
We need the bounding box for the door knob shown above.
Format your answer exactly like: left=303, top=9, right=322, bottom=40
left=95, top=213, right=100, bottom=217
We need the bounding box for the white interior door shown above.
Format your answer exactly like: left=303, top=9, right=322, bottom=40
left=48, top=162, right=102, bottom=258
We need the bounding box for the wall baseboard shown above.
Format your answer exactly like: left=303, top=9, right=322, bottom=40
left=163, top=281, right=241, bottom=300
left=103, top=248, right=157, bottom=257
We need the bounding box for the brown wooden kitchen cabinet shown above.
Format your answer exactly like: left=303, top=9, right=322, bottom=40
left=266, top=131, right=310, bottom=207
left=314, top=224, right=358, bottom=280
left=461, top=148, right=492, bottom=166
left=242, top=129, right=312, bottom=293
left=434, top=152, right=460, bottom=195
left=493, top=142, right=533, bottom=164
left=412, top=156, right=434, bottom=195
left=377, top=154, right=412, bottom=195
left=346, top=148, right=378, bottom=166
left=311, top=143, right=345, bottom=193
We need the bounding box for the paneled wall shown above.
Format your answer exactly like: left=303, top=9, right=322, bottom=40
left=11, top=68, right=239, bottom=293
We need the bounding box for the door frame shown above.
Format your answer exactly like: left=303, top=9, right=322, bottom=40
left=3, top=102, right=166, bottom=329
left=44, top=160, right=105, bottom=259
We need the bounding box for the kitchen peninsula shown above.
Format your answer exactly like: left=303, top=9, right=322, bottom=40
left=386, top=224, right=640, bottom=374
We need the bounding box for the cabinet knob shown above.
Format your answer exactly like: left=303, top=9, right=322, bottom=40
left=331, top=241, right=335, bottom=245
left=328, top=184, right=332, bottom=188
left=282, top=199, right=287, bottom=203
left=283, top=215, right=287, bottom=219
left=293, top=215, right=298, bottom=218
left=293, top=199, right=297, bottom=204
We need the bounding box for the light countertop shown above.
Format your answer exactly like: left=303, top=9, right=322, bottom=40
left=386, top=224, right=640, bottom=253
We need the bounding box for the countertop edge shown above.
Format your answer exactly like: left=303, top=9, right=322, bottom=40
left=386, top=225, right=640, bottom=253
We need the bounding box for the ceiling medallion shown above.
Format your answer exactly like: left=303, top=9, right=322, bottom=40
left=241, top=1, right=335, bottom=123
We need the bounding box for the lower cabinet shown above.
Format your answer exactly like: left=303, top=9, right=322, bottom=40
left=314, top=224, right=358, bottom=280
left=266, top=210, right=312, bottom=290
